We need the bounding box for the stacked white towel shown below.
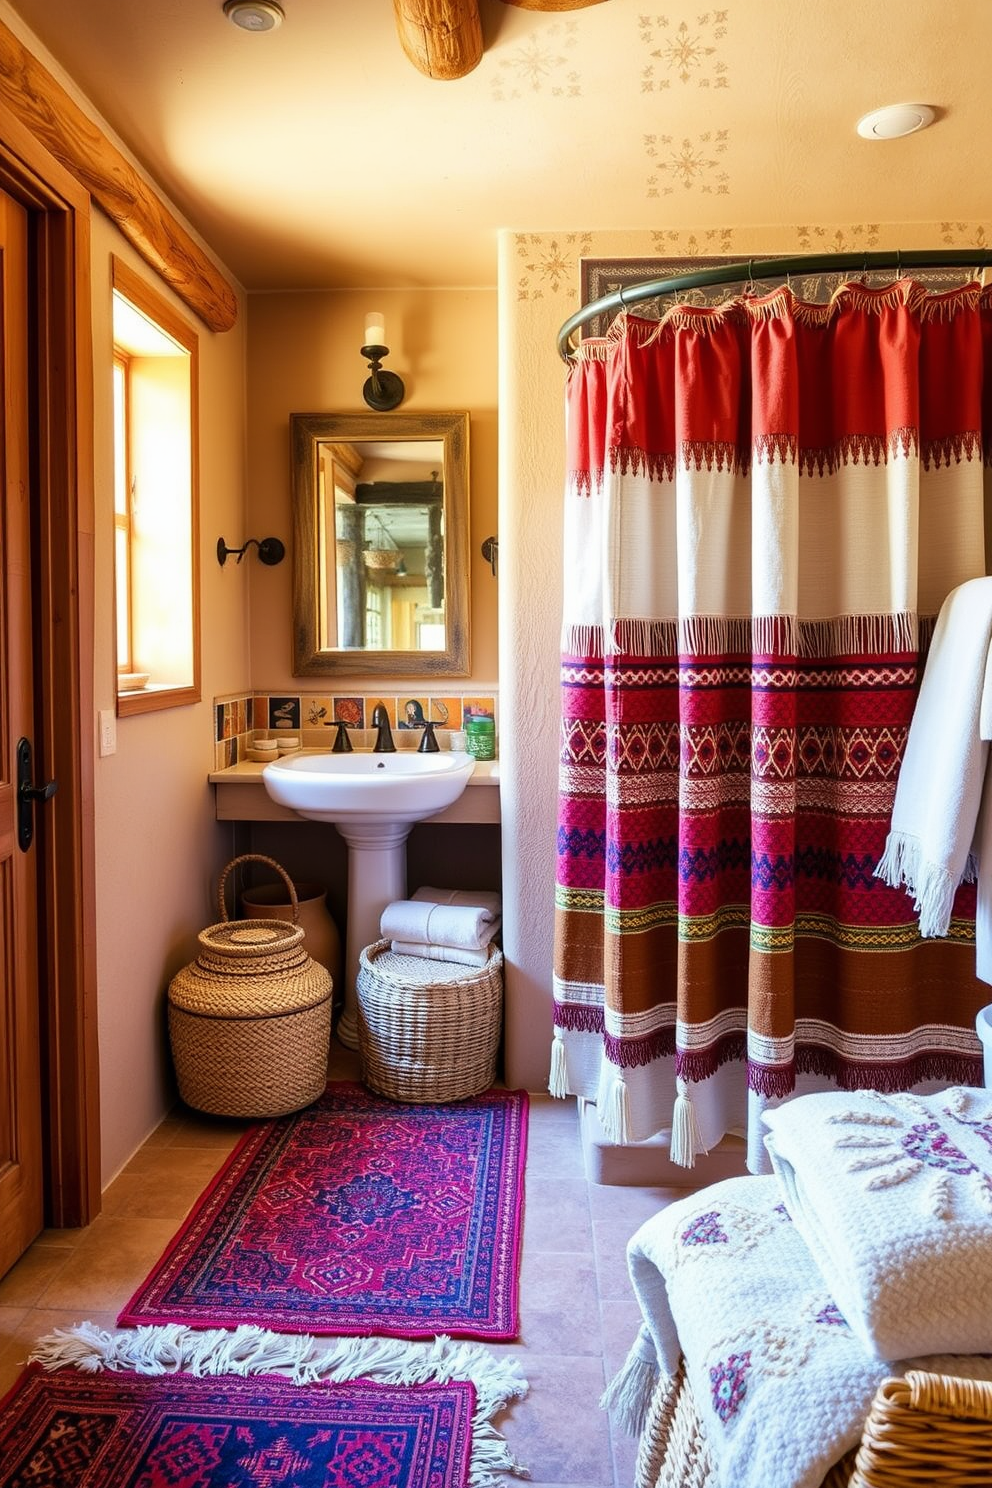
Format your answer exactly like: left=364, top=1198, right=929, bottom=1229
left=380, top=885, right=501, bottom=966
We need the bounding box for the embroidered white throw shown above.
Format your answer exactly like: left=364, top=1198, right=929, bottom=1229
left=763, top=1086, right=992, bottom=1360
left=604, top=1173, right=992, bottom=1488
left=875, top=575, right=992, bottom=959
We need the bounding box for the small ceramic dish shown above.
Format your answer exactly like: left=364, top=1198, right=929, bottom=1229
left=118, top=672, right=150, bottom=692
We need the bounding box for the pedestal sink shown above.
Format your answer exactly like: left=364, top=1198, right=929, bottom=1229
left=261, top=750, right=476, bottom=1047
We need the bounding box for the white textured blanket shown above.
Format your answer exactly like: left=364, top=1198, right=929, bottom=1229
left=875, top=575, right=992, bottom=972
left=606, top=1173, right=992, bottom=1488
left=763, top=1085, right=992, bottom=1360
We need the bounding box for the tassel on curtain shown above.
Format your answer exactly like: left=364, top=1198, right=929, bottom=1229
left=551, top=280, right=992, bottom=1167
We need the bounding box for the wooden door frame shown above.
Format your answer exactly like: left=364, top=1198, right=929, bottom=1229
left=0, top=100, right=98, bottom=1226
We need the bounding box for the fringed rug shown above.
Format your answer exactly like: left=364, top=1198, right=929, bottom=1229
left=118, top=1083, right=528, bottom=1340
left=0, top=1367, right=475, bottom=1488
left=26, top=1326, right=527, bottom=1487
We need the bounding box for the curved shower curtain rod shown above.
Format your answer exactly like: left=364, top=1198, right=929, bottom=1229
left=556, top=247, right=992, bottom=361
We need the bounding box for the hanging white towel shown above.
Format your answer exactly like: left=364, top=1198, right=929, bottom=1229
left=875, top=576, right=992, bottom=979
left=389, top=940, right=494, bottom=967
left=380, top=898, right=501, bottom=951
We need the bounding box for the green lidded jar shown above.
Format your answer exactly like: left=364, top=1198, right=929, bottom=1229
left=465, top=716, right=496, bottom=760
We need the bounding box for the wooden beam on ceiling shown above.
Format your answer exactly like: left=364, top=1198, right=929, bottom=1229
left=392, top=0, right=483, bottom=81
left=499, top=1, right=607, bottom=8
left=0, top=19, right=238, bottom=333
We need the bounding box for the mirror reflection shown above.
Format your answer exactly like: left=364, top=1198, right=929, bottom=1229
left=291, top=412, right=470, bottom=677
left=324, top=440, right=444, bottom=651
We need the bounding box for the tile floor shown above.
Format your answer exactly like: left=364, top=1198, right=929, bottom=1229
left=0, top=1040, right=701, bottom=1488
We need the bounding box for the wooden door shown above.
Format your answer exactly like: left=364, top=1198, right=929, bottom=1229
left=0, top=181, right=43, bottom=1277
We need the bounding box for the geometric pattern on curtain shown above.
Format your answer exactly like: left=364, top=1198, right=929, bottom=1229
left=552, top=280, right=992, bottom=1169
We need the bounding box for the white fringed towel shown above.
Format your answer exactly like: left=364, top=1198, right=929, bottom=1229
left=875, top=576, right=992, bottom=959
left=763, top=1086, right=992, bottom=1361
left=390, top=940, right=494, bottom=967
left=381, top=898, right=500, bottom=951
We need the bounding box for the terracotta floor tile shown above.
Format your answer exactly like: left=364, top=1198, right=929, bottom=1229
left=497, top=1352, right=613, bottom=1486
left=524, top=1176, right=593, bottom=1252
left=32, top=1215, right=181, bottom=1313
left=0, top=1245, right=74, bottom=1308
left=516, top=1251, right=604, bottom=1356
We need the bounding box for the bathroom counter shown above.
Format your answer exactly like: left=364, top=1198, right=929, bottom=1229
left=209, top=755, right=500, bottom=824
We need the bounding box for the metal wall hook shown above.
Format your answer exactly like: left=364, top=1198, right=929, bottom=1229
left=481, top=535, right=498, bottom=577
left=216, top=536, right=285, bottom=567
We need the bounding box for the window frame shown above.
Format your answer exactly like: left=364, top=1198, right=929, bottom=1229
left=111, top=257, right=200, bottom=717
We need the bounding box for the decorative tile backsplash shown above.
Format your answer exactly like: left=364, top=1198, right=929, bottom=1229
left=213, top=689, right=498, bottom=770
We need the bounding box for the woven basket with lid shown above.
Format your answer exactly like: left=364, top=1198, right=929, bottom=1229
left=356, top=938, right=503, bottom=1103
left=167, top=855, right=332, bottom=1118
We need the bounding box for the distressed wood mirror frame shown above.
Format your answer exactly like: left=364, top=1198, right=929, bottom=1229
left=291, top=410, right=470, bottom=677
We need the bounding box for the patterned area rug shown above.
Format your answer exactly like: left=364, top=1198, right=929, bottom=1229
left=0, top=1367, right=474, bottom=1488
left=118, top=1083, right=528, bottom=1340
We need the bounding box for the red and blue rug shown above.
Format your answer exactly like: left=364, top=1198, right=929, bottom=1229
left=118, top=1083, right=528, bottom=1341
left=0, top=1367, right=474, bottom=1488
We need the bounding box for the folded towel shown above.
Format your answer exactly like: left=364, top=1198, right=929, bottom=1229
left=390, top=940, right=494, bottom=967
left=412, top=885, right=502, bottom=916
left=875, top=576, right=992, bottom=951
left=380, top=898, right=500, bottom=950
left=763, top=1085, right=992, bottom=1360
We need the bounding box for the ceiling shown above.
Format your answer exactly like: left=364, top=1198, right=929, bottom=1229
left=4, top=0, right=989, bottom=294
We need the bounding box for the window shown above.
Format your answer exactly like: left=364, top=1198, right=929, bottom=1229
left=112, top=258, right=200, bottom=714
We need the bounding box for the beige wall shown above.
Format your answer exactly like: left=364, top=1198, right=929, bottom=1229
left=497, top=222, right=992, bottom=1092
left=91, top=220, right=248, bottom=1184
left=245, top=289, right=498, bottom=694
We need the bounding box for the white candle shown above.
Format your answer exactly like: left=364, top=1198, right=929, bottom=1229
left=364, top=313, right=386, bottom=347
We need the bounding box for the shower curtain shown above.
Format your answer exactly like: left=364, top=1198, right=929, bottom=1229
left=552, top=278, right=992, bottom=1169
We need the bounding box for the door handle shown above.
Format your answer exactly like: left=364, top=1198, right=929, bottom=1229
left=16, top=736, right=58, bottom=852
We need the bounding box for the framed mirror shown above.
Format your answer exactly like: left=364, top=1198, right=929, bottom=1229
left=291, top=411, right=470, bottom=676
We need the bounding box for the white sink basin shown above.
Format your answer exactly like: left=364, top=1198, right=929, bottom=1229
left=261, top=749, right=476, bottom=825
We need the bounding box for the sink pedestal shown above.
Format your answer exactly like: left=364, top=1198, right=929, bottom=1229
left=333, top=819, right=411, bottom=1049
left=258, top=750, right=477, bottom=1049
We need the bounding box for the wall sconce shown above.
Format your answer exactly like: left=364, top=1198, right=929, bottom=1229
left=361, top=311, right=405, bottom=412
left=216, top=536, right=285, bottom=566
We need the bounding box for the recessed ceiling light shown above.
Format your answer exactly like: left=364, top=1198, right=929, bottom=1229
left=856, top=103, right=936, bottom=140
left=223, top=0, right=284, bottom=32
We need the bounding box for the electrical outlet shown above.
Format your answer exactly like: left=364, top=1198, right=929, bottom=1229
left=98, top=709, right=117, bottom=757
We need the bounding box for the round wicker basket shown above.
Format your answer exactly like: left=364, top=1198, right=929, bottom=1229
left=356, top=938, right=503, bottom=1103
left=167, top=854, right=333, bottom=1118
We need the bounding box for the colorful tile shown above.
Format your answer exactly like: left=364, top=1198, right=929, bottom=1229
left=462, top=695, right=496, bottom=725
left=332, top=696, right=364, bottom=729
left=428, top=696, right=460, bottom=727
left=304, top=695, right=334, bottom=728
left=252, top=695, right=268, bottom=730
left=215, top=704, right=225, bottom=743
left=397, top=696, right=429, bottom=730
left=269, top=696, right=300, bottom=730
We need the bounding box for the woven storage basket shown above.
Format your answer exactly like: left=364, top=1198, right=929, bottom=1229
left=638, top=1359, right=992, bottom=1488
left=356, top=938, right=503, bottom=1103
left=168, top=854, right=332, bottom=1118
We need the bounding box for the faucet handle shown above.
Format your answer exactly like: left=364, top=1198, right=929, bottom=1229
left=418, top=721, right=440, bottom=754
left=331, top=722, right=353, bottom=753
